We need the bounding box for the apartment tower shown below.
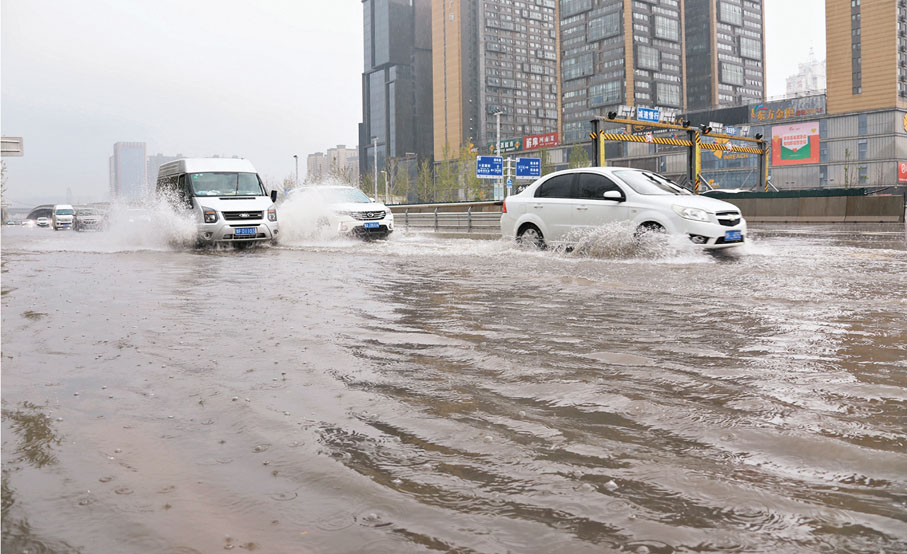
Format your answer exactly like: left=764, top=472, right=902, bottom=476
left=826, top=0, right=907, bottom=114
left=560, top=0, right=686, bottom=144
left=685, top=0, right=764, bottom=110
left=432, top=0, right=560, bottom=160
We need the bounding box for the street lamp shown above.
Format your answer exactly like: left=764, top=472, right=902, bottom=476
left=490, top=108, right=504, bottom=199
left=371, top=136, right=379, bottom=200
left=293, top=154, right=298, bottom=188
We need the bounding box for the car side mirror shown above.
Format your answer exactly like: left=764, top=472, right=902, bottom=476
left=603, top=190, right=623, bottom=201
left=270, top=190, right=278, bottom=203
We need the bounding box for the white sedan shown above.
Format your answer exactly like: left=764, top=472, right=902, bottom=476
left=500, top=167, right=747, bottom=249
left=286, top=186, right=394, bottom=239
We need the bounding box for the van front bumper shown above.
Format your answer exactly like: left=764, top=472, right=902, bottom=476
left=197, top=221, right=279, bottom=244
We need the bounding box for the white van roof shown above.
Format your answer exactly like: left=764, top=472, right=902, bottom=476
left=158, top=158, right=257, bottom=177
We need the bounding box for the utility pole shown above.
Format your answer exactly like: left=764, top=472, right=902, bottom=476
left=293, top=154, right=298, bottom=188
left=372, top=136, right=379, bottom=200
left=493, top=109, right=503, bottom=200
left=383, top=170, right=389, bottom=204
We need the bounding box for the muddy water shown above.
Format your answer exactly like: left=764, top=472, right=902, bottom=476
left=2, top=225, right=906, bottom=553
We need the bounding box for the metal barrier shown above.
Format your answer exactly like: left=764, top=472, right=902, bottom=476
left=399, top=207, right=502, bottom=234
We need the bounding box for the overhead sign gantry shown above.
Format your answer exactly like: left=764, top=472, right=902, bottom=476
left=589, top=106, right=770, bottom=192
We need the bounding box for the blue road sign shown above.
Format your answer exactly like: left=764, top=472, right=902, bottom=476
left=476, top=156, right=503, bottom=179
left=637, top=107, right=660, bottom=123
left=725, top=126, right=738, bottom=136
left=515, top=157, right=541, bottom=179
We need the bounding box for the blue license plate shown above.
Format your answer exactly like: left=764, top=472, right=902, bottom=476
left=724, top=230, right=742, bottom=242
left=234, top=227, right=256, bottom=236
left=363, top=222, right=380, bottom=229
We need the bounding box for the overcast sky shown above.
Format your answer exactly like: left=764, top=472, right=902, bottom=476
left=2, top=0, right=824, bottom=208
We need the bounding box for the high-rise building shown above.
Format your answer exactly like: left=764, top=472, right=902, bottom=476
left=359, top=0, right=434, bottom=180
left=826, top=0, right=906, bottom=114
left=785, top=48, right=826, bottom=96
left=432, top=0, right=560, bottom=160
left=560, top=0, right=686, bottom=144
left=109, top=142, right=146, bottom=201
left=685, top=0, right=764, bottom=110
left=306, top=145, right=359, bottom=183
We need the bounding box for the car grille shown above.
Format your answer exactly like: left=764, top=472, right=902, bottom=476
left=351, top=211, right=385, bottom=221
left=223, top=211, right=263, bottom=221
left=716, top=211, right=741, bottom=227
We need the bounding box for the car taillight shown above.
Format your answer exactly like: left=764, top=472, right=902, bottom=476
left=502, top=199, right=507, bottom=214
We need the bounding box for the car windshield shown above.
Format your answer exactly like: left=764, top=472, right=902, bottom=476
left=78, top=209, right=97, bottom=216
left=615, top=171, right=691, bottom=196
left=55, top=209, right=75, bottom=215
left=310, top=187, right=371, bottom=204
left=189, top=172, right=265, bottom=197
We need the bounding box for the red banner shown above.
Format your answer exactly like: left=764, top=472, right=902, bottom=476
left=899, top=161, right=907, bottom=183
left=522, top=132, right=558, bottom=151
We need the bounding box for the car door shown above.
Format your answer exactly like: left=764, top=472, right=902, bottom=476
left=530, top=173, right=577, bottom=241
left=576, top=172, right=630, bottom=228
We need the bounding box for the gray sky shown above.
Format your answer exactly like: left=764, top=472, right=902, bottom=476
left=2, top=0, right=823, bottom=208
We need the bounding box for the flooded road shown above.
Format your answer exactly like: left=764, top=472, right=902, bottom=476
left=2, top=224, right=906, bottom=553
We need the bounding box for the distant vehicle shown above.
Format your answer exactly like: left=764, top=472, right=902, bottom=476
left=74, top=207, right=106, bottom=231
left=52, top=204, right=75, bottom=230
left=287, top=185, right=394, bottom=239
left=35, top=216, right=51, bottom=228
left=500, top=167, right=747, bottom=250
left=5, top=220, right=18, bottom=226
left=156, top=158, right=279, bottom=245
left=701, top=188, right=752, bottom=196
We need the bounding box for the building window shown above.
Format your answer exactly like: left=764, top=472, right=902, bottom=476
left=653, top=15, right=679, bottom=41
left=720, top=62, right=744, bottom=86
left=819, top=165, right=827, bottom=186
left=588, top=12, right=621, bottom=41
left=858, top=114, right=867, bottom=135
left=637, top=45, right=659, bottom=71
left=858, top=139, right=867, bottom=160
left=589, top=81, right=622, bottom=106
left=852, top=3, right=861, bottom=94
left=739, top=37, right=761, bottom=60
left=858, top=165, right=867, bottom=184
left=656, top=82, right=681, bottom=107
left=719, top=2, right=743, bottom=26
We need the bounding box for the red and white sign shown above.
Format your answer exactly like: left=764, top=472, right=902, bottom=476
left=645, top=133, right=654, bottom=143
left=899, top=161, right=907, bottom=183
left=522, top=132, right=559, bottom=151
left=726, top=142, right=734, bottom=151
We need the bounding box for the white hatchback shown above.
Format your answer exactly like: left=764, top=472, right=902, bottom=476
left=500, top=167, right=747, bottom=249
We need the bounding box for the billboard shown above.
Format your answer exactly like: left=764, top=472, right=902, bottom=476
left=771, top=121, right=820, bottom=166
left=899, top=162, right=907, bottom=184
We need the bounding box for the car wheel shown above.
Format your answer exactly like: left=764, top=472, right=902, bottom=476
left=635, top=222, right=665, bottom=238
left=517, top=224, right=545, bottom=248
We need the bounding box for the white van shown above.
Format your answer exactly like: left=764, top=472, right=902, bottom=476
left=52, top=204, right=75, bottom=230
left=156, top=158, right=279, bottom=245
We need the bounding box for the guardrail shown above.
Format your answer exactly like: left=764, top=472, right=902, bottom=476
left=397, top=207, right=502, bottom=234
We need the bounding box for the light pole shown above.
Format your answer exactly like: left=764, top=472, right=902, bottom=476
left=492, top=109, right=504, bottom=199
left=293, top=154, right=298, bottom=188
left=372, top=136, right=379, bottom=200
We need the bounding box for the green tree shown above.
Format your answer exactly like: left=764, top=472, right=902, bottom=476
left=568, top=144, right=590, bottom=169
left=394, top=158, right=412, bottom=202
left=539, top=149, right=555, bottom=176
left=435, top=143, right=458, bottom=202
left=416, top=158, right=434, bottom=203
left=360, top=172, right=374, bottom=197
left=459, top=144, right=485, bottom=201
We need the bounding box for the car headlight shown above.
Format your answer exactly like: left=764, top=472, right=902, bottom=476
left=268, top=205, right=277, bottom=222
left=672, top=205, right=710, bottom=222
left=201, top=207, right=218, bottom=223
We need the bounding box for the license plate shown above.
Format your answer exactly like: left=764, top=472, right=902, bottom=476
left=363, top=222, right=380, bottom=229
left=234, top=227, right=256, bottom=236
left=724, top=230, right=742, bottom=242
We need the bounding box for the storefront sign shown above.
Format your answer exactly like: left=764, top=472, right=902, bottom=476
left=750, top=95, right=826, bottom=123
left=899, top=161, right=907, bottom=183
left=771, top=121, right=820, bottom=166
left=523, top=132, right=558, bottom=150
left=486, top=138, right=523, bottom=154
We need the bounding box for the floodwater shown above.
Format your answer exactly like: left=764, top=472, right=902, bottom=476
left=2, top=220, right=906, bottom=553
